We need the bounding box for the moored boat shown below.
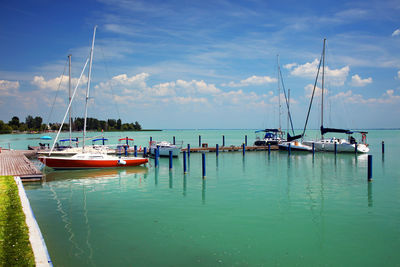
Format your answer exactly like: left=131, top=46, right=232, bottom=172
left=149, top=141, right=180, bottom=157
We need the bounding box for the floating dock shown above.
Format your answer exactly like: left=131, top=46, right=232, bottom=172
left=181, top=145, right=279, bottom=153
left=0, top=150, right=43, bottom=181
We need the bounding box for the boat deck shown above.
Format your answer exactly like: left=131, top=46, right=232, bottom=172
left=0, top=150, right=43, bottom=181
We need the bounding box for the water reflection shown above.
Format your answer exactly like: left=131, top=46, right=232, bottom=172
left=202, top=179, right=206, bottom=204
left=169, top=171, right=173, bottom=189
left=368, top=182, right=373, bottom=207
left=44, top=167, right=148, bottom=182
left=183, top=174, right=187, bottom=196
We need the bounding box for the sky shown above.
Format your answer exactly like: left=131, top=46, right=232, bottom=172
left=0, top=0, right=399, bottom=129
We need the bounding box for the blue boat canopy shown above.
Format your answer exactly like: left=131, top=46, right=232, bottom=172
left=40, top=136, right=52, bottom=140
left=255, top=128, right=280, bottom=133
left=60, top=138, right=78, bottom=142
left=92, top=138, right=108, bottom=142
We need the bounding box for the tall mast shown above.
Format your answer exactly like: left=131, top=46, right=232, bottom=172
left=321, top=38, right=326, bottom=139
left=82, top=26, right=97, bottom=152
left=287, top=88, right=290, bottom=135
left=68, top=54, right=72, bottom=147
left=277, top=54, right=281, bottom=132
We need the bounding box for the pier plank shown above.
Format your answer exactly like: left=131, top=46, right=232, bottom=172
left=0, top=150, right=42, bottom=180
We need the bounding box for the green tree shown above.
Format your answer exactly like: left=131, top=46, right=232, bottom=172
left=8, top=116, right=20, bottom=129
left=117, top=119, right=122, bottom=130
left=0, top=120, right=12, bottom=134
left=134, top=121, right=142, bottom=130
left=34, top=116, right=42, bottom=130
left=25, top=116, right=34, bottom=129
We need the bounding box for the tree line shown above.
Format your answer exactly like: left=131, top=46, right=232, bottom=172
left=0, top=116, right=142, bottom=134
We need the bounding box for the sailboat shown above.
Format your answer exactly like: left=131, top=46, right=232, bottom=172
left=39, top=26, right=148, bottom=169
left=301, top=38, right=369, bottom=153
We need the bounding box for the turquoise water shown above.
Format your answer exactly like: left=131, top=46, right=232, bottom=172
left=3, top=130, right=400, bottom=266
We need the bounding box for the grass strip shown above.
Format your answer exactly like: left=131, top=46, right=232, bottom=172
left=0, top=176, right=35, bottom=266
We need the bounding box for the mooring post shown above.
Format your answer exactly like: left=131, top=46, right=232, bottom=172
left=382, top=141, right=385, bottom=154
left=102, top=138, right=105, bottom=146
left=245, top=135, right=247, bottom=146
left=242, top=143, right=245, bottom=156
left=157, top=145, right=160, bottom=159
left=268, top=143, right=271, bottom=154
left=173, top=136, right=176, bottom=145
left=183, top=151, right=187, bottom=173
left=126, top=136, right=129, bottom=146
left=124, top=145, right=128, bottom=156
left=312, top=143, right=315, bottom=155
left=134, top=145, right=137, bottom=157
left=202, top=152, right=206, bottom=178
left=216, top=144, right=219, bottom=157
left=155, top=148, right=159, bottom=167
left=334, top=142, right=337, bottom=155
left=169, top=151, right=173, bottom=169
left=199, top=135, right=201, bottom=147
left=354, top=142, right=357, bottom=154
left=150, top=136, right=152, bottom=142
left=143, top=147, right=147, bottom=157
left=222, top=135, right=225, bottom=147
left=187, top=144, right=190, bottom=158
left=288, top=143, right=291, bottom=155
left=368, top=155, right=372, bottom=181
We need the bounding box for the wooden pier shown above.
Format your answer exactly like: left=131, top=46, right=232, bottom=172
left=181, top=145, right=279, bottom=153
left=0, top=150, right=42, bottom=181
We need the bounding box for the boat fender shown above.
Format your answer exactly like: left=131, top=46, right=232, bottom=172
left=118, top=159, right=126, bottom=165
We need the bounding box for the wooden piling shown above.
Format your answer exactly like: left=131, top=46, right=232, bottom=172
left=382, top=141, right=385, bottom=154
left=242, top=143, right=245, bottom=156
left=368, top=155, right=372, bottom=181
left=202, top=153, right=206, bottom=178
left=222, top=135, right=225, bottom=147
left=169, top=151, right=173, bottom=169
left=216, top=144, right=219, bottom=157
left=183, top=151, right=187, bottom=173
left=199, top=135, right=201, bottom=147
left=134, top=145, right=137, bottom=157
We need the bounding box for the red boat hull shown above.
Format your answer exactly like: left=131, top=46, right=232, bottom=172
left=39, top=157, right=148, bottom=169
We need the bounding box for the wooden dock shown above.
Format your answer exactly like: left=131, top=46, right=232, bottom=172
left=181, top=145, right=279, bottom=153
left=0, top=150, right=43, bottom=181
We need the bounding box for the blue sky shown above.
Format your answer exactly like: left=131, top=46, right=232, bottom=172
left=0, top=0, right=399, bottom=129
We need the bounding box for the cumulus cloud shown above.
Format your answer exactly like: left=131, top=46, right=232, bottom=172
left=176, top=79, right=220, bottom=94
left=0, top=80, right=19, bottom=96
left=350, top=74, right=372, bottom=87
left=331, top=89, right=400, bottom=104
left=392, top=29, right=400, bottom=37
left=289, top=59, right=350, bottom=86
left=222, top=75, right=276, bottom=87
left=31, top=75, right=88, bottom=91
left=304, top=84, right=328, bottom=98
left=397, top=70, right=400, bottom=79
left=284, top=63, right=298, bottom=70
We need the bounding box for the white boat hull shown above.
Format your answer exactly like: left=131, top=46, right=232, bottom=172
left=279, top=141, right=312, bottom=151
left=303, top=140, right=369, bottom=153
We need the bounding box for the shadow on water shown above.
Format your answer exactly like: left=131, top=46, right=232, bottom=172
left=368, top=182, right=373, bottom=207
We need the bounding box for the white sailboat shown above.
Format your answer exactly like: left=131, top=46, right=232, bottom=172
left=39, top=26, right=148, bottom=169
left=301, top=38, right=369, bottom=153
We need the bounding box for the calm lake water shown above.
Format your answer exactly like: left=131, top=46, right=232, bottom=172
left=2, top=130, right=399, bottom=266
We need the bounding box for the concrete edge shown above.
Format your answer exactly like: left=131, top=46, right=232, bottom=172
left=14, top=176, right=53, bottom=267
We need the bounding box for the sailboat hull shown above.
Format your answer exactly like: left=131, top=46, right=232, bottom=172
left=303, top=140, right=369, bottom=153
left=39, top=156, right=148, bottom=169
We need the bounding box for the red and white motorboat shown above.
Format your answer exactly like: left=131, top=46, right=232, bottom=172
left=39, top=153, right=148, bottom=170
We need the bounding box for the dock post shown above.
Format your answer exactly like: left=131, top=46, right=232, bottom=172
left=334, top=143, right=337, bottom=155
left=216, top=144, right=219, bottom=157
left=368, top=155, right=372, bottom=181
left=354, top=142, right=357, bottom=154
left=312, top=143, right=315, bottom=155
left=150, top=136, right=152, bottom=142
left=169, top=151, right=173, bottom=169
left=268, top=143, right=271, bottom=154
left=126, top=137, right=129, bottom=146
left=202, top=152, right=206, bottom=178
left=242, top=143, right=245, bottom=156
left=222, top=135, right=225, bottom=147
left=183, top=151, right=187, bottom=173
left=173, top=136, right=176, bottom=145
left=245, top=135, right=247, bottom=146
left=187, top=144, right=190, bottom=158
left=124, top=145, right=128, bottom=156
left=288, top=143, right=291, bottom=155
left=143, top=147, right=147, bottom=157
left=382, top=141, right=385, bottom=154
left=134, top=145, right=137, bottom=157
left=157, top=145, right=160, bottom=159
left=199, top=135, right=201, bottom=147
left=155, top=148, right=159, bottom=167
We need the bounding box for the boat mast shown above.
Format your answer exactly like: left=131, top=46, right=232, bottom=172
left=277, top=54, right=281, bottom=133
left=82, top=26, right=97, bottom=152
left=68, top=54, right=72, bottom=148
left=321, top=38, right=326, bottom=139
left=287, top=88, right=290, bottom=136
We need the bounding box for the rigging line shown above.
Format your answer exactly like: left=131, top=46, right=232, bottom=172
left=301, top=46, right=324, bottom=140
left=278, top=66, right=295, bottom=136
left=98, top=43, right=121, bottom=120
left=46, top=58, right=68, bottom=125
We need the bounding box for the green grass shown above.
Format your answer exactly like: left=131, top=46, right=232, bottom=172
left=0, top=176, right=35, bottom=266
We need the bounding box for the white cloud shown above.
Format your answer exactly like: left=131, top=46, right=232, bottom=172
left=222, top=75, right=276, bottom=87
left=290, top=59, right=349, bottom=86
left=331, top=89, right=400, bottom=104
left=284, top=63, right=297, bottom=70
left=304, top=84, right=328, bottom=98
left=31, top=75, right=88, bottom=91
left=0, top=80, right=19, bottom=96
left=397, top=70, right=400, bottom=79
left=392, top=29, right=400, bottom=37
left=350, top=74, right=372, bottom=87
left=112, top=73, right=149, bottom=87
left=176, top=80, right=220, bottom=94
